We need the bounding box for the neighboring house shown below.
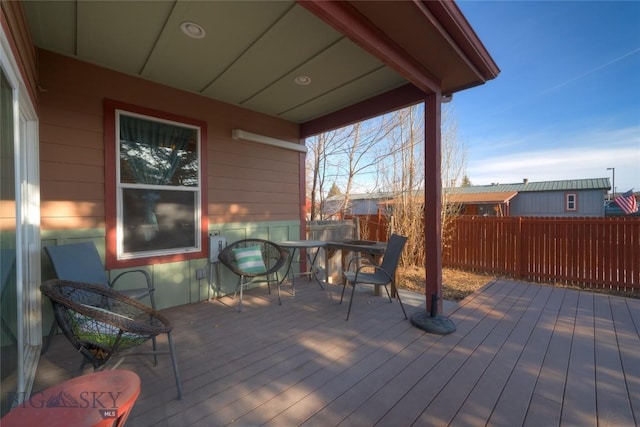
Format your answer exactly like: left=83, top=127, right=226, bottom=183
left=449, top=178, right=610, bottom=217
left=1, top=0, right=498, bottom=402
left=339, top=178, right=612, bottom=218
left=323, top=192, right=396, bottom=218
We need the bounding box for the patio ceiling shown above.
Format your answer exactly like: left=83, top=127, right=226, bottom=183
left=23, top=0, right=498, bottom=135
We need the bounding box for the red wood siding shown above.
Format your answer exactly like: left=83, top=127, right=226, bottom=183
left=0, top=0, right=38, bottom=108
left=38, top=50, right=302, bottom=233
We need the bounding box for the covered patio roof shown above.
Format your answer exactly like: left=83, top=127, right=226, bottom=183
left=23, top=0, right=498, bottom=135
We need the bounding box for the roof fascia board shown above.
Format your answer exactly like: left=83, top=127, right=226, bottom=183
left=299, top=83, right=426, bottom=138
left=424, top=1, right=500, bottom=81
left=297, top=0, right=441, bottom=94
left=413, top=1, right=484, bottom=84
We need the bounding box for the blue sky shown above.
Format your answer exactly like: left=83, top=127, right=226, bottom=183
left=454, top=1, right=640, bottom=193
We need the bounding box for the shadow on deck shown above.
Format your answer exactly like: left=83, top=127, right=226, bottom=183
left=34, top=277, right=639, bottom=426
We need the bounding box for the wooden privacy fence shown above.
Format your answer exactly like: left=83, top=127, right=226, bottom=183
left=345, top=214, right=389, bottom=242
left=443, top=216, right=640, bottom=291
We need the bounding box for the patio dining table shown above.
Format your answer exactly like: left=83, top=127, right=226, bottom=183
left=277, top=240, right=327, bottom=294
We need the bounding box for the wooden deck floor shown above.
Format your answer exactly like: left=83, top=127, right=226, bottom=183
left=34, top=278, right=640, bottom=426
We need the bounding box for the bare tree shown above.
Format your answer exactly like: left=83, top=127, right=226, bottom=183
left=378, top=105, right=426, bottom=266
left=376, top=103, right=466, bottom=267
left=305, top=102, right=467, bottom=266
left=306, top=128, right=351, bottom=220
left=439, top=104, right=466, bottom=251
left=306, top=116, right=394, bottom=220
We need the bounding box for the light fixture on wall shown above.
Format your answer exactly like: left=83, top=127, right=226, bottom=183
left=232, top=129, right=307, bottom=153
left=180, top=21, right=205, bottom=39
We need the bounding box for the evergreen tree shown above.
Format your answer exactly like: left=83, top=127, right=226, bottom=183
left=328, top=182, right=342, bottom=197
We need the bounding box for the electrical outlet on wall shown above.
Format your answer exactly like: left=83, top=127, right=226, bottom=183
left=195, top=268, right=206, bottom=280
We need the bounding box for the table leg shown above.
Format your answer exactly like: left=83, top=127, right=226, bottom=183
left=305, top=247, right=325, bottom=290
left=279, top=248, right=297, bottom=296
left=372, top=253, right=382, bottom=296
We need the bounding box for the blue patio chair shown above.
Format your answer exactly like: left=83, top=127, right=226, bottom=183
left=42, top=241, right=156, bottom=353
left=340, top=234, right=408, bottom=321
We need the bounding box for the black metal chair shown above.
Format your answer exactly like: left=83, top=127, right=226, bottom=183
left=340, top=234, right=408, bottom=321
left=40, top=279, right=183, bottom=400
left=217, top=239, right=288, bottom=311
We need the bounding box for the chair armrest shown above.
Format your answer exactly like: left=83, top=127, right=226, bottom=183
left=353, top=264, right=393, bottom=282
left=110, top=269, right=154, bottom=294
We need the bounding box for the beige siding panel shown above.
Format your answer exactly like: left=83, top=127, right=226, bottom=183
left=41, top=181, right=103, bottom=201
left=41, top=216, right=105, bottom=230
left=41, top=162, right=103, bottom=184
left=213, top=138, right=301, bottom=161
left=0, top=218, right=17, bottom=232
left=215, top=154, right=298, bottom=177
left=40, top=144, right=104, bottom=169
left=41, top=200, right=104, bottom=217
left=210, top=164, right=297, bottom=185
left=41, top=199, right=105, bottom=229
left=38, top=49, right=301, bottom=234
left=212, top=151, right=299, bottom=173
left=214, top=190, right=298, bottom=205
left=209, top=204, right=300, bottom=224
left=211, top=177, right=298, bottom=196
left=39, top=89, right=103, bottom=118
left=39, top=103, right=103, bottom=133
left=40, top=123, right=103, bottom=150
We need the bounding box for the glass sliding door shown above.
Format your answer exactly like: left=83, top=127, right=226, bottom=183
left=0, top=28, right=41, bottom=415
left=0, top=67, right=19, bottom=417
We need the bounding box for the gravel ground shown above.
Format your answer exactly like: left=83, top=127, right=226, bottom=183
left=397, top=266, right=639, bottom=301
left=397, top=266, right=494, bottom=302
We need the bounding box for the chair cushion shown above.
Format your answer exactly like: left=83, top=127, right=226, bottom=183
left=232, top=246, right=267, bottom=274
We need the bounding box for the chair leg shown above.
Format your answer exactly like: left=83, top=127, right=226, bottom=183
left=383, top=284, right=393, bottom=303
left=238, top=276, right=244, bottom=312
left=340, top=280, right=348, bottom=304
left=151, top=336, right=158, bottom=366
left=233, top=276, right=241, bottom=300
left=346, top=283, right=357, bottom=321
left=40, top=321, right=58, bottom=355
left=274, top=273, right=282, bottom=305
left=391, top=281, right=408, bottom=319
left=166, top=331, right=183, bottom=400
left=148, top=289, right=157, bottom=311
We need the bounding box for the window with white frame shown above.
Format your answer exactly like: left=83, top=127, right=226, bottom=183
left=566, top=193, right=577, bottom=211
left=115, top=110, right=202, bottom=260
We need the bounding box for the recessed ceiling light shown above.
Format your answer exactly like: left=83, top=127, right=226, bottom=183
left=180, top=22, right=205, bottom=39
left=294, top=75, right=312, bottom=86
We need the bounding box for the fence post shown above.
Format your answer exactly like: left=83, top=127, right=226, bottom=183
left=515, top=216, right=523, bottom=279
